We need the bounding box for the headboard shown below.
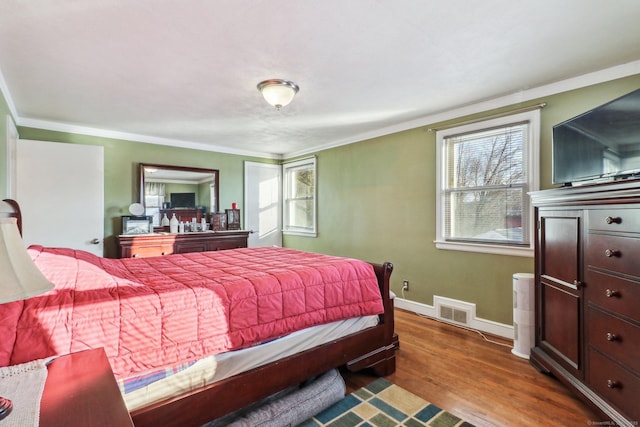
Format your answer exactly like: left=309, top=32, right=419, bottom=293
left=0, top=199, right=22, bottom=235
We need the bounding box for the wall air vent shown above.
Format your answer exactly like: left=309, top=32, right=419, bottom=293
left=434, top=296, right=475, bottom=327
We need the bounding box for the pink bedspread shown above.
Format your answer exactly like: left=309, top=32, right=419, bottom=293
left=0, top=246, right=383, bottom=379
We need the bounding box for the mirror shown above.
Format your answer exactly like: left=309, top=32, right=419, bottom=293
left=139, top=163, right=219, bottom=227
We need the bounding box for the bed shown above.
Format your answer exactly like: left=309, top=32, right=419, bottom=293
left=0, top=199, right=396, bottom=427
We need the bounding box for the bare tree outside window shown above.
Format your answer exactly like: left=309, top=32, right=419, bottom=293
left=444, top=123, right=529, bottom=245
left=283, top=157, right=317, bottom=236
left=290, top=168, right=315, bottom=229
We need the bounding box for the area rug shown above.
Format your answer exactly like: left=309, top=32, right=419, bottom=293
left=298, top=378, right=475, bottom=427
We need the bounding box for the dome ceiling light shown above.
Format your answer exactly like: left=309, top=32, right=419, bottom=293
left=257, top=79, right=299, bottom=110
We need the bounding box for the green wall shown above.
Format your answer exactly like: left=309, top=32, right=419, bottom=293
left=3, top=74, right=640, bottom=325
left=15, top=127, right=272, bottom=257
left=285, top=74, right=640, bottom=325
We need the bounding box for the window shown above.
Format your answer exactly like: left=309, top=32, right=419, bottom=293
left=144, top=182, right=165, bottom=226
left=283, top=157, right=316, bottom=236
left=435, top=110, right=540, bottom=256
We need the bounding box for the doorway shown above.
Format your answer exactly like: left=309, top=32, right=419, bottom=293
left=244, top=162, right=282, bottom=247
left=16, top=139, right=104, bottom=255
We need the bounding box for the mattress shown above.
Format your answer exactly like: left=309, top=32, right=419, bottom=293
left=1, top=246, right=383, bottom=380
left=121, top=315, right=378, bottom=411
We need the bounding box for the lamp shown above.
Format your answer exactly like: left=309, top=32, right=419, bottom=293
left=0, top=217, right=55, bottom=421
left=257, top=79, right=299, bottom=110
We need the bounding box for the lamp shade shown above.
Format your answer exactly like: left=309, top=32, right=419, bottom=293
left=0, top=218, right=54, bottom=304
left=257, top=79, right=299, bottom=110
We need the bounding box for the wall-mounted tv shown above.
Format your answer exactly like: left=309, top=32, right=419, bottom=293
left=170, top=192, right=196, bottom=208
left=552, top=88, right=640, bottom=186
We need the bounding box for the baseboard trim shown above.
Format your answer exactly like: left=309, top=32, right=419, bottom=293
left=394, top=297, right=514, bottom=340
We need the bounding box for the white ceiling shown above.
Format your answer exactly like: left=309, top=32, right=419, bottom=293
left=1, top=1, right=640, bottom=159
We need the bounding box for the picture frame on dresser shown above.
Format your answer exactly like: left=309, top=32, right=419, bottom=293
left=211, top=212, right=227, bottom=231
left=226, top=208, right=241, bottom=230
left=121, top=215, right=153, bottom=235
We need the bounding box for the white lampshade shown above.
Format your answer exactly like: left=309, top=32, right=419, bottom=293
left=0, top=218, right=54, bottom=304
left=257, top=79, right=299, bottom=110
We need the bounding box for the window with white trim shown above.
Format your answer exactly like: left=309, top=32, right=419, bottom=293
left=283, top=157, right=316, bottom=236
left=435, top=110, right=539, bottom=257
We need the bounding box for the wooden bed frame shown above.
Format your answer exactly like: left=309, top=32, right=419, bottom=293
left=1, top=198, right=397, bottom=427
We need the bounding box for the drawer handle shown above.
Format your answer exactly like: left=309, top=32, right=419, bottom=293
left=605, top=289, right=619, bottom=298
left=605, top=216, right=622, bottom=224
left=573, top=280, right=583, bottom=288
left=607, top=379, right=619, bottom=389
left=606, top=332, right=617, bottom=342
left=604, top=249, right=620, bottom=258
left=132, top=253, right=139, bottom=258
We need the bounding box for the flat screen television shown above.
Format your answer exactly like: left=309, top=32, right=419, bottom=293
left=552, top=88, right=640, bottom=186
left=170, top=192, right=196, bottom=208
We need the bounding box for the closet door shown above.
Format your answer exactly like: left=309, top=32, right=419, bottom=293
left=16, top=139, right=104, bottom=256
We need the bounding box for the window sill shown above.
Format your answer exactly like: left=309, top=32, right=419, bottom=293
left=283, top=230, right=317, bottom=238
left=434, top=240, right=533, bottom=257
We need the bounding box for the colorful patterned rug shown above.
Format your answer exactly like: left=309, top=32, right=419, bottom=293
left=299, top=378, right=475, bottom=427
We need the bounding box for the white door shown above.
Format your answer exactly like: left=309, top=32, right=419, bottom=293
left=244, top=161, right=282, bottom=247
left=16, top=139, right=104, bottom=255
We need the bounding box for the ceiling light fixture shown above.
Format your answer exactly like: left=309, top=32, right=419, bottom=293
left=257, top=79, right=299, bottom=110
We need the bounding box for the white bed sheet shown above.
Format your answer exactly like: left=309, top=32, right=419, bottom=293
left=123, top=315, right=379, bottom=411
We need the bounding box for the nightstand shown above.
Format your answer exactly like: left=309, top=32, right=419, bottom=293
left=40, top=348, right=134, bottom=427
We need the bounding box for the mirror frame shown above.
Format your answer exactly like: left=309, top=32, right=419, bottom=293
left=138, top=163, right=220, bottom=217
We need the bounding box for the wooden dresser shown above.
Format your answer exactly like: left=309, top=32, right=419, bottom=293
left=530, top=180, right=640, bottom=426
left=117, top=230, right=250, bottom=258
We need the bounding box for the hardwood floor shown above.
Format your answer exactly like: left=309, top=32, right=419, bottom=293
left=343, top=309, right=601, bottom=427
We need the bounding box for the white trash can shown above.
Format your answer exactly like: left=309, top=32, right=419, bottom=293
left=512, top=273, right=535, bottom=359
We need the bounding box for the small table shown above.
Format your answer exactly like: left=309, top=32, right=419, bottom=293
left=40, top=348, right=134, bottom=427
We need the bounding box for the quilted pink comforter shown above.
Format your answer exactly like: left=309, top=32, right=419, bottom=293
left=0, top=246, right=383, bottom=379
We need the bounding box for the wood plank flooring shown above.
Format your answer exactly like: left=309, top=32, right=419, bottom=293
left=342, top=309, right=601, bottom=427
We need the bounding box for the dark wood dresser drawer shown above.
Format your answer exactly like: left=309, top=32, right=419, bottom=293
left=588, top=208, right=640, bottom=233
left=585, top=233, right=640, bottom=277
left=587, top=306, right=640, bottom=373
left=588, top=348, right=640, bottom=422
left=175, top=242, right=208, bottom=253
left=206, top=237, right=246, bottom=251
left=585, top=270, right=640, bottom=322
left=127, top=244, right=174, bottom=258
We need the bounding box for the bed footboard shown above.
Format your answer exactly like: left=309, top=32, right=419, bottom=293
left=131, top=261, right=396, bottom=427
left=346, top=261, right=396, bottom=376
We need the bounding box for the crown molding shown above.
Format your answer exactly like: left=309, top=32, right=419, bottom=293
left=15, top=117, right=282, bottom=160
left=3, top=60, right=640, bottom=161
left=283, top=59, right=640, bottom=159
left=0, top=63, right=281, bottom=159
left=0, top=67, right=18, bottom=120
